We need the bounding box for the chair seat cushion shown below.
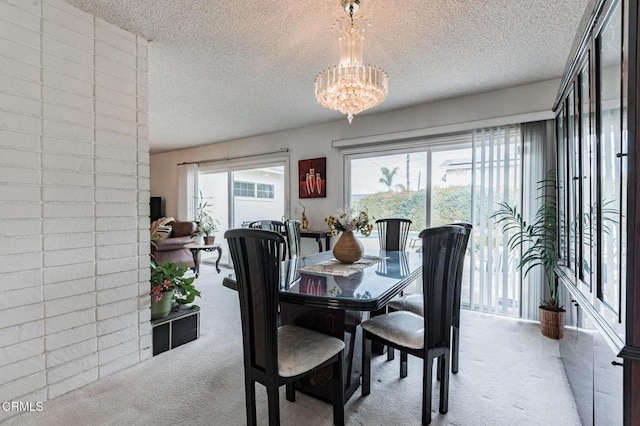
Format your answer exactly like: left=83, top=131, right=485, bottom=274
left=387, top=294, right=424, bottom=316
left=277, top=325, right=344, bottom=378
left=361, top=311, right=424, bottom=349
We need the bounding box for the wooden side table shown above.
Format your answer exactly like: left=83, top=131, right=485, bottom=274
left=184, top=243, right=222, bottom=277
left=300, top=230, right=332, bottom=252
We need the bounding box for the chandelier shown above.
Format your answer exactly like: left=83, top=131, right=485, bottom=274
left=314, top=0, right=388, bottom=124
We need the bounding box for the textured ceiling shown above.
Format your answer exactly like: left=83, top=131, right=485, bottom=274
left=65, top=0, right=591, bottom=154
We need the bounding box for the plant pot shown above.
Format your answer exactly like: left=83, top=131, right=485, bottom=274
left=539, top=306, right=565, bottom=339
left=204, top=236, right=215, bottom=245
left=332, top=231, right=364, bottom=264
left=151, top=289, right=174, bottom=320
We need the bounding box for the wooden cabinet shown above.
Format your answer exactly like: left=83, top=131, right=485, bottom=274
left=593, top=320, right=623, bottom=425
left=559, top=291, right=593, bottom=425
left=560, top=285, right=623, bottom=425
left=554, top=0, right=640, bottom=422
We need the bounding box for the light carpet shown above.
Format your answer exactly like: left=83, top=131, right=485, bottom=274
left=5, top=264, right=580, bottom=426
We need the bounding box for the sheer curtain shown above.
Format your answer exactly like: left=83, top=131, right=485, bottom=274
left=177, top=163, right=199, bottom=221
left=520, top=120, right=556, bottom=319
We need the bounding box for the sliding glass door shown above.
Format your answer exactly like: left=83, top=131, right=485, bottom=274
left=199, top=163, right=286, bottom=266
left=346, top=127, right=522, bottom=316
left=349, top=151, right=427, bottom=251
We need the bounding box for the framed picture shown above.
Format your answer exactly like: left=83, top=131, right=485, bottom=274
left=299, top=157, right=326, bottom=198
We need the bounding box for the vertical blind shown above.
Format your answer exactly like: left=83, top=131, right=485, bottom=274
left=468, top=125, right=522, bottom=316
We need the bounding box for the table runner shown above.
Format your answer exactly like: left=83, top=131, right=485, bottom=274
left=299, top=255, right=383, bottom=277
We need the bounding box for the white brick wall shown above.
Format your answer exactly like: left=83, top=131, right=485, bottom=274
left=0, top=0, right=149, bottom=419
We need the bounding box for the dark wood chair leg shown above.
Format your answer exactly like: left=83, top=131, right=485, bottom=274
left=436, top=357, right=443, bottom=381
left=266, top=382, right=280, bottom=426
left=387, top=347, right=395, bottom=361
left=452, top=326, right=460, bottom=374
left=286, top=383, right=295, bottom=402
left=345, top=326, right=357, bottom=384
left=245, top=378, right=257, bottom=426
left=400, top=351, right=408, bottom=378
left=370, top=307, right=387, bottom=355
left=422, top=354, right=434, bottom=425
left=332, top=355, right=345, bottom=426
left=362, top=336, right=371, bottom=396
left=439, top=353, right=450, bottom=414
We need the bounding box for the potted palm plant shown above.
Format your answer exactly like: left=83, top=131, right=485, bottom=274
left=194, top=191, right=219, bottom=245
left=491, top=172, right=563, bottom=339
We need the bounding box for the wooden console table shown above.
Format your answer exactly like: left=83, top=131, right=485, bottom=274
left=184, top=243, right=222, bottom=276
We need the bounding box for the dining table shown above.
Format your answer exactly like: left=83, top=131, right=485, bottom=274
left=223, top=248, right=422, bottom=403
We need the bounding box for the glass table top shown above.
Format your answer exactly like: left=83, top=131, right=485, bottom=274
left=279, top=250, right=422, bottom=311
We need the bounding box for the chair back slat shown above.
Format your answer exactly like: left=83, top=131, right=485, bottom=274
left=248, top=220, right=287, bottom=259
left=449, top=222, right=473, bottom=325
left=284, top=219, right=301, bottom=259
left=225, top=228, right=284, bottom=373
left=376, top=218, right=412, bottom=251
left=419, top=225, right=466, bottom=349
left=249, top=220, right=285, bottom=233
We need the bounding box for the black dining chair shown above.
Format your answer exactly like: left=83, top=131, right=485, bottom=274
left=248, top=220, right=285, bottom=233
left=224, top=228, right=345, bottom=426
left=375, top=218, right=412, bottom=359
left=284, top=219, right=301, bottom=259
left=387, top=222, right=472, bottom=373
left=376, top=218, right=412, bottom=251
left=360, top=225, right=467, bottom=425
left=249, top=220, right=287, bottom=259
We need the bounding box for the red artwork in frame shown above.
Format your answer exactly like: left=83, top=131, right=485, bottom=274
left=299, top=157, right=326, bottom=198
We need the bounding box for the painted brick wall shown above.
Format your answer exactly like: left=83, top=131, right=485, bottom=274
left=0, top=0, right=149, bottom=418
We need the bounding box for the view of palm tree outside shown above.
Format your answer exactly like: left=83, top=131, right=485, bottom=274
left=348, top=148, right=473, bottom=296
left=350, top=151, right=428, bottom=253
left=349, top=149, right=475, bottom=235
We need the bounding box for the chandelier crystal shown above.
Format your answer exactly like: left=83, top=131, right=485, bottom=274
left=314, top=0, right=388, bottom=124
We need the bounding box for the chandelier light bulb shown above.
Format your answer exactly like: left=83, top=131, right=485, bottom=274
left=314, top=0, right=388, bottom=123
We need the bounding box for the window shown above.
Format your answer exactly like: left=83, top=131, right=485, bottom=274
left=256, top=183, right=275, bottom=199
left=232, top=181, right=275, bottom=199
left=233, top=181, right=255, bottom=197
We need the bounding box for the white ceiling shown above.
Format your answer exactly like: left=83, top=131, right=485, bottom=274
left=65, top=0, right=591, bottom=154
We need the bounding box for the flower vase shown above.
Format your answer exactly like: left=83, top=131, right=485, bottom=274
left=151, top=289, right=174, bottom=320
left=332, top=231, right=364, bottom=264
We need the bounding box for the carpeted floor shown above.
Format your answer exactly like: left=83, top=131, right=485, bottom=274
left=5, top=264, right=580, bottom=426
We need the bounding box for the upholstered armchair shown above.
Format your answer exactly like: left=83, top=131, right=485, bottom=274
left=152, top=220, right=198, bottom=270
